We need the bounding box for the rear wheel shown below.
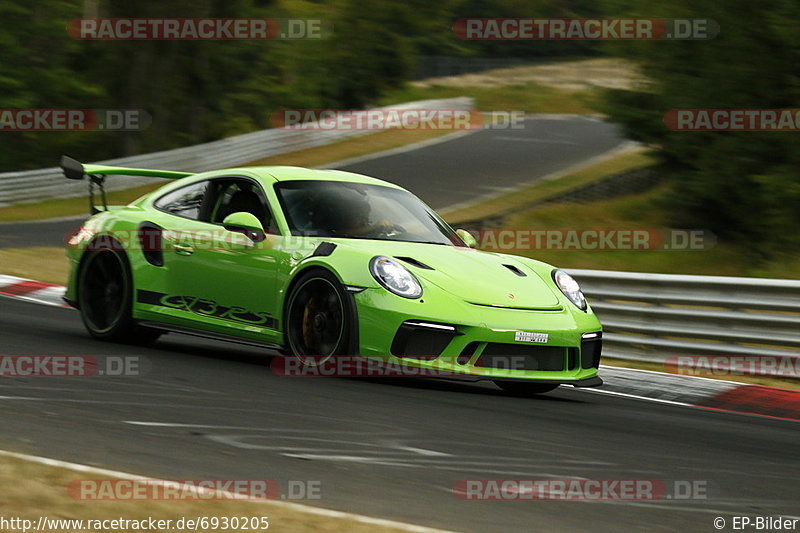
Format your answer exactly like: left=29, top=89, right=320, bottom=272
left=285, top=270, right=351, bottom=366
left=495, top=381, right=560, bottom=396
left=77, top=247, right=161, bottom=344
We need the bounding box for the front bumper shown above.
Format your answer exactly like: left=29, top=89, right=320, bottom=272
left=353, top=287, right=603, bottom=385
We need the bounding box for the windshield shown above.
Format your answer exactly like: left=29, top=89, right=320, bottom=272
left=275, top=180, right=463, bottom=246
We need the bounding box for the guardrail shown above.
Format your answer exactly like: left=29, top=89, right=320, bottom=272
left=568, top=269, right=800, bottom=375
left=0, top=98, right=474, bottom=206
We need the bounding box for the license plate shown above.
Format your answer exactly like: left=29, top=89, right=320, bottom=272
left=514, top=331, right=549, bottom=343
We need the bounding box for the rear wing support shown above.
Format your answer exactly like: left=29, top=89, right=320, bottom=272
left=88, top=173, right=107, bottom=215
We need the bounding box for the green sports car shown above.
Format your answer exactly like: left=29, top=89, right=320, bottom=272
left=61, top=156, right=602, bottom=395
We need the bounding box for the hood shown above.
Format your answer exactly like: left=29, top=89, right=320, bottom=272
left=327, top=239, right=561, bottom=309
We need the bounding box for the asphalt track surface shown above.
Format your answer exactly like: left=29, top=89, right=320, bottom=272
left=0, top=117, right=625, bottom=249
left=1, top=298, right=799, bottom=532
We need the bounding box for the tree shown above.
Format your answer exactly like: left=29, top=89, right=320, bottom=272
left=601, top=0, right=800, bottom=257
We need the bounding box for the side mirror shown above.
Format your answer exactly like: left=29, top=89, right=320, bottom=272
left=223, top=212, right=265, bottom=242
left=456, top=228, right=477, bottom=249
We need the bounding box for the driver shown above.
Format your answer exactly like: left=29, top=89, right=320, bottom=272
left=312, top=188, right=399, bottom=237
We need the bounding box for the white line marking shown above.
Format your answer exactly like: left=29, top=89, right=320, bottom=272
left=574, top=388, right=695, bottom=407
left=393, top=446, right=451, bottom=457
left=0, top=291, right=68, bottom=308
left=281, top=454, right=420, bottom=465
left=124, top=421, right=255, bottom=429
left=0, top=395, right=40, bottom=400
left=0, top=274, right=28, bottom=285
left=576, top=387, right=799, bottom=423
left=600, top=364, right=745, bottom=386
left=123, top=421, right=383, bottom=433
left=0, top=449, right=458, bottom=533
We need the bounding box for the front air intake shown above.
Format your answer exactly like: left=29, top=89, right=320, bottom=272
left=477, top=344, right=566, bottom=371
left=580, top=333, right=603, bottom=369
left=391, top=321, right=459, bottom=357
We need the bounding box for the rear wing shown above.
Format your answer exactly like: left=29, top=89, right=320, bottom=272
left=60, top=155, right=194, bottom=214
left=61, top=155, right=193, bottom=181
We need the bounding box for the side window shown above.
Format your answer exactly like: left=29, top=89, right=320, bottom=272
left=154, top=181, right=210, bottom=220
left=210, top=179, right=277, bottom=233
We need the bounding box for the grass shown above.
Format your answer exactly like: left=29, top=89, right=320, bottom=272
left=381, top=57, right=641, bottom=115
left=0, top=128, right=454, bottom=223
left=437, top=145, right=800, bottom=279
left=381, top=83, right=601, bottom=115
left=241, top=127, right=453, bottom=168
left=0, top=247, right=70, bottom=285
left=409, top=57, right=640, bottom=92
left=499, top=186, right=800, bottom=279
left=0, top=185, right=164, bottom=223
left=0, top=454, right=417, bottom=533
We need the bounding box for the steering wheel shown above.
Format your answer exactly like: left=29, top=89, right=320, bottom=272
left=374, top=220, right=407, bottom=237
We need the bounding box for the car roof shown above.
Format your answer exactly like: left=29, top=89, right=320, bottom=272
left=233, top=166, right=406, bottom=190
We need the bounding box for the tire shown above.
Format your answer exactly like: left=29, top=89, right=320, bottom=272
left=285, top=269, right=352, bottom=366
left=77, top=246, right=161, bottom=344
left=495, top=381, right=560, bottom=396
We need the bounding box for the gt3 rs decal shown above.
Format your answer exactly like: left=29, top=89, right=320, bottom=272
left=137, top=290, right=276, bottom=329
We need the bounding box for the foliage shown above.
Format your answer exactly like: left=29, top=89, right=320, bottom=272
left=600, top=0, right=800, bottom=256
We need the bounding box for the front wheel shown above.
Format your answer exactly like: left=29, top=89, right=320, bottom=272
left=285, top=269, right=352, bottom=366
left=495, top=381, right=560, bottom=396
left=77, top=247, right=161, bottom=344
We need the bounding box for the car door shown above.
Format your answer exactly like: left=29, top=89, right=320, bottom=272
left=135, top=178, right=212, bottom=325
left=154, top=176, right=282, bottom=343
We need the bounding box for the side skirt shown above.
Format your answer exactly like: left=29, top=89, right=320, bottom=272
left=137, top=320, right=284, bottom=352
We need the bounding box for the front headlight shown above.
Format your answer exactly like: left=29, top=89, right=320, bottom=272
left=370, top=256, right=422, bottom=299
left=552, top=270, right=587, bottom=311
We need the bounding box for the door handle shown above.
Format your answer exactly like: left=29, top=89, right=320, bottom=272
left=174, top=244, right=194, bottom=256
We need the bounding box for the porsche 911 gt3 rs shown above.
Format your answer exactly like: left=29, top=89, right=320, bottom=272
left=61, top=156, right=603, bottom=394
